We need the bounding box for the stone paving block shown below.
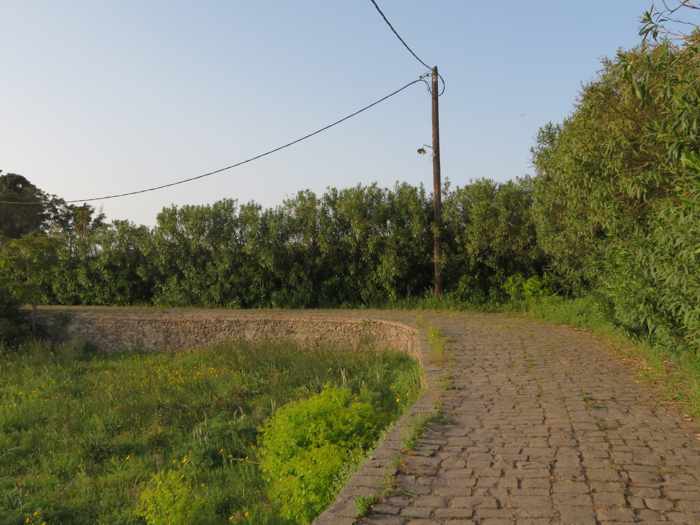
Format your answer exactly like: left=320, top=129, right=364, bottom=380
left=643, top=497, right=674, bottom=511
left=635, top=508, right=665, bottom=521
left=401, top=506, right=433, bottom=519
left=507, top=495, right=552, bottom=509
left=373, top=504, right=401, bottom=515
left=553, top=480, right=589, bottom=494
left=554, top=493, right=592, bottom=506
left=434, top=507, right=475, bottom=519
left=591, top=492, right=625, bottom=507
left=666, top=511, right=700, bottom=522
left=413, top=495, right=446, bottom=508
left=556, top=507, right=597, bottom=525
left=432, top=484, right=470, bottom=497
left=595, top=507, right=636, bottom=522
left=676, top=499, right=700, bottom=512
left=362, top=517, right=403, bottom=525
left=450, top=496, right=499, bottom=509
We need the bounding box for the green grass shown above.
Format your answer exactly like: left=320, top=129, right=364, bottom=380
left=513, top=294, right=610, bottom=330
left=412, top=317, right=448, bottom=365
left=0, top=338, right=421, bottom=525
left=425, top=326, right=448, bottom=364
left=354, top=495, right=378, bottom=518
left=401, top=409, right=450, bottom=452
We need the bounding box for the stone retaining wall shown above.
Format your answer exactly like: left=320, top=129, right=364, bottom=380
left=36, top=307, right=444, bottom=525
left=39, top=310, right=417, bottom=357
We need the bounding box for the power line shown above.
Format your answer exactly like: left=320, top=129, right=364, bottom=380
left=0, top=75, right=427, bottom=206
left=368, top=0, right=432, bottom=70
left=368, top=0, right=445, bottom=96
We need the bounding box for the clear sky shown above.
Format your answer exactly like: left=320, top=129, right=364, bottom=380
left=1, top=1, right=664, bottom=225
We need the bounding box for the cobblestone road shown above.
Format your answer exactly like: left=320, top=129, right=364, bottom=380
left=360, top=314, right=700, bottom=525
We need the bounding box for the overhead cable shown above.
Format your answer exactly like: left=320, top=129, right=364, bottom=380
left=0, top=75, right=427, bottom=205
left=368, top=0, right=446, bottom=95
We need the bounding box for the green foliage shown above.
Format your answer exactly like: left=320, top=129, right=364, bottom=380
left=137, top=470, right=215, bottom=525
left=0, top=338, right=419, bottom=524
left=0, top=173, right=47, bottom=241
left=354, top=495, right=379, bottom=518
left=425, top=325, right=447, bottom=363
left=0, top=234, right=59, bottom=311
left=532, top=33, right=700, bottom=352
left=0, top=285, right=29, bottom=346
left=0, top=177, right=543, bottom=309
left=443, top=177, right=544, bottom=304
left=520, top=294, right=611, bottom=330
left=639, top=2, right=699, bottom=43
left=259, top=386, right=385, bottom=523
left=503, top=274, right=548, bottom=305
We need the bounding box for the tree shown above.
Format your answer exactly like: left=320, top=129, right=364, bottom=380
left=0, top=284, right=30, bottom=346
left=0, top=234, right=59, bottom=330
left=531, top=33, right=700, bottom=351
left=0, top=172, right=47, bottom=240
left=640, top=1, right=699, bottom=42
left=443, top=178, right=543, bottom=303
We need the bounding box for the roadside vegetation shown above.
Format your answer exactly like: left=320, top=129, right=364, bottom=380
left=0, top=338, right=420, bottom=524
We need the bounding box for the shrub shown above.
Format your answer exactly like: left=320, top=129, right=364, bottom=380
left=137, top=470, right=217, bottom=525
left=503, top=274, right=548, bottom=305
left=258, top=386, right=383, bottom=523
left=531, top=34, right=700, bottom=351
left=0, top=284, right=29, bottom=346
left=185, top=414, right=257, bottom=469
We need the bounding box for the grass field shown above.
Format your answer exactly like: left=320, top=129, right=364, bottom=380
left=0, top=338, right=420, bottom=525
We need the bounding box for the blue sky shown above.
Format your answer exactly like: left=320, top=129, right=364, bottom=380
left=1, top=1, right=666, bottom=225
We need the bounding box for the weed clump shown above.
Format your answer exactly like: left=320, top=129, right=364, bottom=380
left=259, top=386, right=383, bottom=523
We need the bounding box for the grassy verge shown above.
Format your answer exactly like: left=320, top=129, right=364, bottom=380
left=0, top=338, right=421, bottom=525
left=513, top=295, right=700, bottom=421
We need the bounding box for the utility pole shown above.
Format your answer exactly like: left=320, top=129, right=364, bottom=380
left=431, top=66, right=443, bottom=297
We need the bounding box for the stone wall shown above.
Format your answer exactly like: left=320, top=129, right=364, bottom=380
left=39, top=309, right=419, bottom=358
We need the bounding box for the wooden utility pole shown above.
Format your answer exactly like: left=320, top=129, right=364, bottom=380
left=431, top=66, right=443, bottom=297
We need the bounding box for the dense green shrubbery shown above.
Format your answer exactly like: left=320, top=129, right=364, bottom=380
left=0, top=179, right=540, bottom=309
left=259, top=386, right=384, bottom=523
left=443, top=178, right=544, bottom=304
left=532, top=33, right=700, bottom=353
left=0, top=285, right=29, bottom=346
left=137, top=470, right=215, bottom=525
